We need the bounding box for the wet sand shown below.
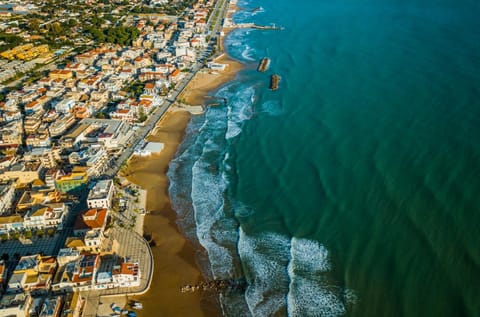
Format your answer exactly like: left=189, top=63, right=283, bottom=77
left=124, top=109, right=220, bottom=317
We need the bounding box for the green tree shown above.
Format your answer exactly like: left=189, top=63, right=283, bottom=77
left=24, top=230, right=32, bottom=239
left=138, top=107, right=147, bottom=123
left=27, top=19, right=41, bottom=32
left=49, top=22, right=63, bottom=35
left=87, top=27, right=106, bottom=42
left=67, top=18, right=78, bottom=28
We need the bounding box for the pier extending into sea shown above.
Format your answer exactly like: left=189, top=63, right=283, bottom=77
left=224, top=22, right=284, bottom=30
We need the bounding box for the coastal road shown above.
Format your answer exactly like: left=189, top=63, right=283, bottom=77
left=102, top=69, right=199, bottom=178
left=103, top=0, right=231, bottom=178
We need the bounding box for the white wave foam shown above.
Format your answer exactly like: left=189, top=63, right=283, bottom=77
left=241, top=45, right=256, bottom=61
left=287, top=275, right=346, bottom=317
left=237, top=229, right=355, bottom=317
left=226, top=120, right=243, bottom=140
left=239, top=228, right=290, bottom=316
left=291, top=238, right=331, bottom=272
left=224, top=86, right=255, bottom=139
left=190, top=107, right=235, bottom=276
left=249, top=6, right=265, bottom=17
left=287, top=238, right=348, bottom=317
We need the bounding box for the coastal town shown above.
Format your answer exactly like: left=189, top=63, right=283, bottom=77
left=0, top=0, right=239, bottom=316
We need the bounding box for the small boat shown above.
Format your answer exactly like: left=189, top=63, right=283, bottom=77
left=269, top=74, right=281, bottom=90
left=132, top=303, right=143, bottom=310
left=111, top=304, right=121, bottom=313
left=257, top=57, right=271, bottom=72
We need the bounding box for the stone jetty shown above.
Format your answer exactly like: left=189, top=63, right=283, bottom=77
left=180, top=279, right=246, bottom=293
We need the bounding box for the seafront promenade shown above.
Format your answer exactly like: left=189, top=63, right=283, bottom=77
left=81, top=226, right=154, bottom=317
left=80, top=187, right=154, bottom=317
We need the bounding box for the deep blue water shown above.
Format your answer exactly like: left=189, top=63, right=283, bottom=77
left=168, top=0, right=480, bottom=315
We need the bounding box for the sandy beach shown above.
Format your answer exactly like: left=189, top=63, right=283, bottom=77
left=179, top=53, right=243, bottom=106
left=123, top=109, right=220, bottom=317
left=122, top=2, right=244, bottom=316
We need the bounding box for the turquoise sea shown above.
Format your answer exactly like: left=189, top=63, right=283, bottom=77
left=168, top=0, right=480, bottom=316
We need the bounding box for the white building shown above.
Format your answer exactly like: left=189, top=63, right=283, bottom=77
left=54, top=98, right=76, bottom=114
left=23, top=203, right=69, bottom=230
left=81, top=119, right=135, bottom=151
left=56, top=248, right=81, bottom=267
left=112, top=259, right=140, bottom=288
left=134, top=142, right=164, bottom=157
left=207, top=62, right=227, bottom=71
left=87, top=180, right=114, bottom=209
left=86, top=147, right=109, bottom=177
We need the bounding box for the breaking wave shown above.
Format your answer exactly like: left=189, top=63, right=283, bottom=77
left=238, top=229, right=354, bottom=316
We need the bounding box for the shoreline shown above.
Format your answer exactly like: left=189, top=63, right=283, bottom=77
left=178, top=50, right=243, bottom=106
left=124, top=108, right=218, bottom=317
left=123, top=2, right=245, bottom=316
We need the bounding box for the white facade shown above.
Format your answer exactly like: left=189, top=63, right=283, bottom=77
left=87, top=179, right=114, bottom=209
left=86, top=147, right=109, bottom=177
left=54, top=98, right=75, bottom=114
left=112, top=262, right=141, bottom=288
left=23, top=203, right=69, bottom=230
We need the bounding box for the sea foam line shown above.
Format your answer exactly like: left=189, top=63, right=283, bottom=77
left=287, top=238, right=346, bottom=317
left=237, top=228, right=355, bottom=317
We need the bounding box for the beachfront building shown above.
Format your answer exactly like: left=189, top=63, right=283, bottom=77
left=112, top=258, right=141, bottom=288
left=134, top=142, right=165, bottom=157
left=87, top=180, right=114, bottom=209
left=73, top=208, right=109, bottom=237
left=53, top=253, right=100, bottom=292
left=72, top=208, right=109, bottom=252
left=61, top=119, right=134, bottom=151
left=207, top=62, right=227, bottom=71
